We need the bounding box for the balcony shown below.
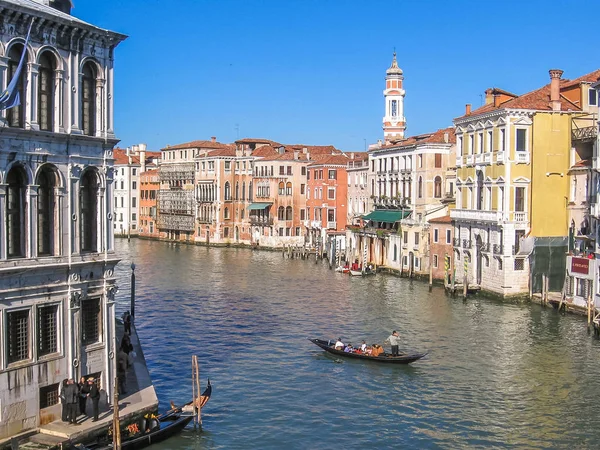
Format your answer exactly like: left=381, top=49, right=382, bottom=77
left=513, top=211, right=528, bottom=222
left=496, top=151, right=505, bottom=164
left=475, top=154, right=483, bottom=164
left=515, top=152, right=530, bottom=164
left=463, top=239, right=472, bottom=248
left=327, top=221, right=337, bottom=229
left=480, top=242, right=491, bottom=252
left=493, top=244, right=503, bottom=254
left=456, top=156, right=463, bottom=167
left=466, top=155, right=474, bottom=165
left=250, top=217, right=274, bottom=226
left=453, top=237, right=461, bottom=247
left=483, top=153, right=492, bottom=164
left=450, top=209, right=503, bottom=223
left=572, top=125, right=597, bottom=143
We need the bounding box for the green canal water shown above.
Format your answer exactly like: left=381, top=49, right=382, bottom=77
left=113, top=239, right=600, bottom=449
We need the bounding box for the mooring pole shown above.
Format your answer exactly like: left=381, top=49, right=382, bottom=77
left=130, top=262, right=136, bottom=319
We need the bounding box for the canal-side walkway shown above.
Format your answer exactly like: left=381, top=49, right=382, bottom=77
left=11, top=320, right=158, bottom=449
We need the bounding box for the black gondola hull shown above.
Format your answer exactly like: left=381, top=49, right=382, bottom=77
left=309, top=338, right=427, bottom=364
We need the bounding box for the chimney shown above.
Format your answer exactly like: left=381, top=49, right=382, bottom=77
left=211, top=136, right=217, bottom=143
left=293, top=150, right=299, bottom=160
left=302, top=147, right=308, bottom=154
left=485, top=89, right=493, bottom=105
left=493, top=94, right=501, bottom=107
left=549, top=69, right=564, bottom=111
left=139, top=143, right=147, bottom=173
left=465, top=104, right=472, bottom=115
left=350, top=152, right=355, bottom=160
left=444, top=132, right=449, bottom=144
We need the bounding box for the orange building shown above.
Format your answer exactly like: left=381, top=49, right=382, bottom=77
left=428, top=215, right=454, bottom=281
left=306, top=154, right=350, bottom=247
left=139, top=168, right=160, bottom=238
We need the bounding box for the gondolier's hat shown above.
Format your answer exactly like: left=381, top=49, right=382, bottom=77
left=87, top=377, right=95, bottom=381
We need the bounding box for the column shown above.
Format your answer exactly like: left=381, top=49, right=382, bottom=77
left=0, top=185, right=6, bottom=259
left=56, top=187, right=65, bottom=256
left=106, top=53, right=115, bottom=137
left=28, top=62, right=40, bottom=130
left=96, top=78, right=105, bottom=137
left=98, top=186, right=105, bottom=253
left=70, top=50, right=81, bottom=133
left=0, top=56, right=9, bottom=123
left=70, top=165, right=80, bottom=254
left=28, top=185, right=39, bottom=258
left=55, top=69, right=65, bottom=132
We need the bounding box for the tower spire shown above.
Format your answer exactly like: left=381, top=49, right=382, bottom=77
left=382, top=51, right=406, bottom=142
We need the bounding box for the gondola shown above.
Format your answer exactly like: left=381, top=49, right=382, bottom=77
left=309, top=339, right=427, bottom=364
left=349, top=269, right=376, bottom=277
left=83, top=380, right=212, bottom=450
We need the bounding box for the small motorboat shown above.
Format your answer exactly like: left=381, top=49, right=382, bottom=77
left=349, top=268, right=376, bottom=277
left=309, top=339, right=427, bottom=364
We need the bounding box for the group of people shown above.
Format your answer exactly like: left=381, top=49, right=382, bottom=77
left=118, top=312, right=135, bottom=395
left=59, top=376, right=100, bottom=425
left=334, top=330, right=402, bottom=357
left=334, top=339, right=385, bottom=356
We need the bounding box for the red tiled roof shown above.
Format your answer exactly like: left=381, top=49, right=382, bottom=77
left=113, top=148, right=162, bottom=165
left=235, top=138, right=281, bottom=145
left=162, top=140, right=231, bottom=151
left=201, top=148, right=236, bottom=157
left=264, top=152, right=310, bottom=162
left=428, top=215, right=452, bottom=224
left=252, top=145, right=280, bottom=158
left=456, top=69, right=600, bottom=120
left=377, top=127, right=456, bottom=150
left=308, top=154, right=350, bottom=166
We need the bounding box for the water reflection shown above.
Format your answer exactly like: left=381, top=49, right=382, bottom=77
left=113, top=240, right=600, bottom=449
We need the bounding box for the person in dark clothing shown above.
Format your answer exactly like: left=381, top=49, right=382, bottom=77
left=87, top=378, right=100, bottom=422
left=64, top=379, right=80, bottom=425
left=78, top=376, right=89, bottom=416
left=120, top=333, right=133, bottom=355
left=123, top=311, right=132, bottom=335
left=117, top=348, right=128, bottom=394
left=59, top=378, right=69, bottom=422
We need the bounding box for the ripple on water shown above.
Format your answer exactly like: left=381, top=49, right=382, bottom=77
left=113, top=241, right=600, bottom=449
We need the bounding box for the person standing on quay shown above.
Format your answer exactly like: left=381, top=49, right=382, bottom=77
left=88, top=378, right=100, bottom=422
left=64, top=379, right=79, bottom=425
left=59, top=378, right=69, bottom=422
left=386, top=330, right=401, bottom=356
left=78, top=376, right=89, bottom=417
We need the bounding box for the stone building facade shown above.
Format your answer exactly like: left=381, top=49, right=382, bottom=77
left=0, top=0, right=126, bottom=438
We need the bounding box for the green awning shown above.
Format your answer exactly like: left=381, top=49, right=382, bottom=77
left=362, top=210, right=411, bottom=223
left=248, top=202, right=272, bottom=211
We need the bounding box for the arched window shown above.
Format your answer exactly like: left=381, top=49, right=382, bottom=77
left=81, top=62, right=97, bottom=136
left=38, top=52, right=56, bottom=131
left=286, top=206, right=293, bottom=220
left=278, top=182, right=285, bottom=195
left=37, top=165, right=59, bottom=255
left=242, top=182, right=246, bottom=201
left=248, top=181, right=253, bottom=201
left=418, top=177, right=423, bottom=198
left=6, top=165, right=27, bottom=257
left=286, top=182, right=292, bottom=196
left=235, top=182, right=239, bottom=200
left=224, top=207, right=230, bottom=219
left=224, top=182, right=231, bottom=200
left=434, top=176, right=442, bottom=198
left=278, top=206, right=285, bottom=220
left=393, top=244, right=398, bottom=261
left=241, top=209, right=245, bottom=219
left=80, top=169, right=98, bottom=252
left=7, top=43, right=28, bottom=128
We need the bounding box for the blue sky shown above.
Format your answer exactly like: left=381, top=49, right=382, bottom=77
left=74, top=0, right=599, bottom=152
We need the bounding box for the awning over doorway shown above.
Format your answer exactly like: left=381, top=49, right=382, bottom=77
left=362, top=210, right=410, bottom=223
left=248, top=202, right=272, bottom=211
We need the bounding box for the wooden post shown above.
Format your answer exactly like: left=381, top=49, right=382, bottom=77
left=191, top=357, right=196, bottom=429
left=463, top=256, right=468, bottom=300
left=113, top=377, right=121, bottom=450
left=588, top=281, right=592, bottom=332
left=194, top=356, right=202, bottom=427
left=428, top=257, right=433, bottom=292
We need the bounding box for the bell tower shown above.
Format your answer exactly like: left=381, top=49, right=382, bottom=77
left=382, top=51, right=406, bottom=143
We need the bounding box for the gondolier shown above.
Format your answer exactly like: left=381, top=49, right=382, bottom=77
left=386, top=331, right=401, bottom=356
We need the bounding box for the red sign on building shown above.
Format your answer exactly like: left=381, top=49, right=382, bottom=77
left=571, top=257, right=590, bottom=275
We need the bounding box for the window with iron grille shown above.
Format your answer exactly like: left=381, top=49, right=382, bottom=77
left=8, top=310, right=29, bottom=363
left=38, top=305, right=58, bottom=356
left=40, top=383, right=59, bottom=409
left=82, top=299, right=101, bottom=345
left=514, top=258, right=525, bottom=271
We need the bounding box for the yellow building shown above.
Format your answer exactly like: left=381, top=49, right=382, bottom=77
left=451, top=68, right=600, bottom=297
